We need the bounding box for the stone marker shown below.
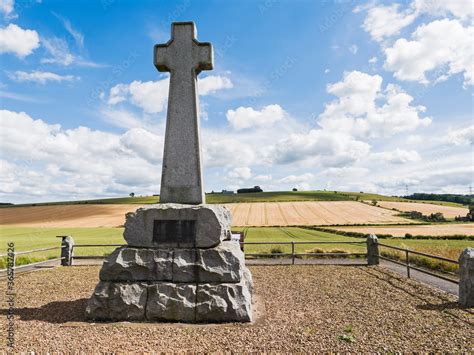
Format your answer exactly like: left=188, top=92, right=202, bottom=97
left=459, top=247, right=473, bottom=307
left=86, top=22, right=253, bottom=323
left=154, top=22, right=212, bottom=205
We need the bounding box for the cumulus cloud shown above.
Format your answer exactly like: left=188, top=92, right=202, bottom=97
left=271, top=129, right=371, bottom=166
left=199, top=75, right=233, bottom=95
left=384, top=19, right=473, bottom=86
left=0, top=109, right=162, bottom=202
left=8, top=70, right=79, bottom=84
left=371, top=148, right=421, bottom=164
left=318, top=71, right=432, bottom=138
left=107, top=75, right=233, bottom=114
left=0, top=24, right=39, bottom=57
left=356, top=3, right=418, bottom=42
left=227, top=167, right=252, bottom=180
left=357, top=1, right=473, bottom=87
left=278, top=173, right=314, bottom=184
left=226, top=104, right=286, bottom=130
left=444, top=125, right=474, bottom=146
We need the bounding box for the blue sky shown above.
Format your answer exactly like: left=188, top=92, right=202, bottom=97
left=0, top=0, right=473, bottom=203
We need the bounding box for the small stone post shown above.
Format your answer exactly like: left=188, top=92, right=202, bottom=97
left=367, top=234, right=379, bottom=266
left=59, top=236, right=74, bottom=266
left=459, top=247, right=474, bottom=307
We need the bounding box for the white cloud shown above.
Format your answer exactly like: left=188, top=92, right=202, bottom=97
left=318, top=71, right=432, bottom=138
left=371, top=148, right=421, bottom=164
left=0, top=0, right=14, bottom=18
left=413, top=0, right=474, bottom=21
left=41, top=37, right=102, bottom=67
left=226, top=104, right=286, bottom=130
left=8, top=70, right=79, bottom=84
left=52, top=12, right=84, bottom=48
left=254, top=174, right=272, bottom=182
left=384, top=19, right=473, bottom=86
left=199, top=75, right=233, bottom=95
left=348, top=44, right=358, bottom=54
left=107, top=75, right=233, bottom=114
left=357, top=3, right=417, bottom=42
left=0, top=24, right=39, bottom=57
left=368, top=56, right=378, bottom=64
left=444, top=125, right=474, bottom=146
left=278, top=173, right=314, bottom=184
left=228, top=167, right=252, bottom=180
left=271, top=129, right=371, bottom=167
left=0, top=109, right=162, bottom=202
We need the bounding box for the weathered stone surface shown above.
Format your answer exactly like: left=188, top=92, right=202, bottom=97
left=196, top=271, right=253, bottom=323
left=85, top=281, right=147, bottom=321
left=366, top=234, right=379, bottom=265
left=99, top=247, right=172, bottom=281
left=147, top=283, right=196, bottom=322
left=172, top=241, right=244, bottom=283
left=459, top=247, right=474, bottom=307
left=154, top=22, right=213, bottom=205
left=124, top=203, right=232, bottom=248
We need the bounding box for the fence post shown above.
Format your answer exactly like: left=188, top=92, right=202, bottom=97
left=459, top=247, right=473, bottom=307
left=366, top=234, right=379, bottom=266
left=291, top=241, right=295, bottom=265
left=405, top=249, right=411, bottom=278
left=59, top=236, right=74, bottom=266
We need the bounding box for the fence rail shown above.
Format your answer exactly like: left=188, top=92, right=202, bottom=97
left=1, top=234, right=471, bottom=307
left=377, top=242, right=459, bottom=284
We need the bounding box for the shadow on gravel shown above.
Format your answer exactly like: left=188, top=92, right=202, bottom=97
left=0, top=298, right=88, bottom=323
left=417, top=301, right=472, bottom=311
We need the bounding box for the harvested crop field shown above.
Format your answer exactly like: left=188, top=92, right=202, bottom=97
left=375, top=201, right=468, bottom=219
left=225, top=201, right=410, bottom=226
left=0, top=201, right=410, bottom=228
left=0, top=204, right=141, bottom=228
left=329, top=223, right=474, bottom=237
left=1, top=265, right=471, bottom=352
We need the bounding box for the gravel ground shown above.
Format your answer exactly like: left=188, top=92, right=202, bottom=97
left=0, top=265, right=472, bottom=352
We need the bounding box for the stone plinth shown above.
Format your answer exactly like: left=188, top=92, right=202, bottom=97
left=124, top=204, right=232, bottom=248
left=86, top=204, right=253, bottom=323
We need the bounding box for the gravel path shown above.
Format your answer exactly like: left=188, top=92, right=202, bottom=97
left=0, top=265, right=472, bottom=352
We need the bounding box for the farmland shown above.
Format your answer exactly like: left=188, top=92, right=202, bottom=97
left=0, top=201, right=412, bottom=227
left=1, top=190, right=409, bottom=207
left=375, top=201, right=468, bottom=219
left=225, top=201, right=410, bottom=226
left=328, top=224, right=474, bottom=237
left=1, top=226, right=471, bottom=270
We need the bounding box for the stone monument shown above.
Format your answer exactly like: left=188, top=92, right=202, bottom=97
left=85, top=22, right=253, bottom=323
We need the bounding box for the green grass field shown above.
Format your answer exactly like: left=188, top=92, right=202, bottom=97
left=1, top=190, right=412, bottom=207
left=1, top=226, right=470, bottom=271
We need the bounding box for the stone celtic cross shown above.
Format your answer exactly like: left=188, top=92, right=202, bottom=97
left=154, top=22, right=213, bottom=205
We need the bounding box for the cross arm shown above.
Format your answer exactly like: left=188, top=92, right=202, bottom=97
left=154, top=43, right=171, bottom=72
left=193, top=41, right=213, bottom=73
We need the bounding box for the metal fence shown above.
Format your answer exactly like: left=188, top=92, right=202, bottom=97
left=0, top=246, right=65, bottom=272
left=0, top=238, right=460, bottom=286
left=377, top=242, right=459, bottom=284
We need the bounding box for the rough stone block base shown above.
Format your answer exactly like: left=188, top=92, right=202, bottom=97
left=85, top=268, right=253, bottom=323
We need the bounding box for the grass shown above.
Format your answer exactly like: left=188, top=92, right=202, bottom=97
left=1, top=226, right=470, bottom=273
left=1, top=190, right=410, bottom=207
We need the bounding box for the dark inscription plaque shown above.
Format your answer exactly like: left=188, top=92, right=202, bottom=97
left=153, top=219, right=196, bottom=244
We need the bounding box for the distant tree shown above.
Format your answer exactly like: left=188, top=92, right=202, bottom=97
left=467, top=205, right=474, bottom=221
left=292, top=188, right=298, bottom=192
left=371, top=200, right=378, bottom=206
left=129, top=192, right=135, bottom=198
